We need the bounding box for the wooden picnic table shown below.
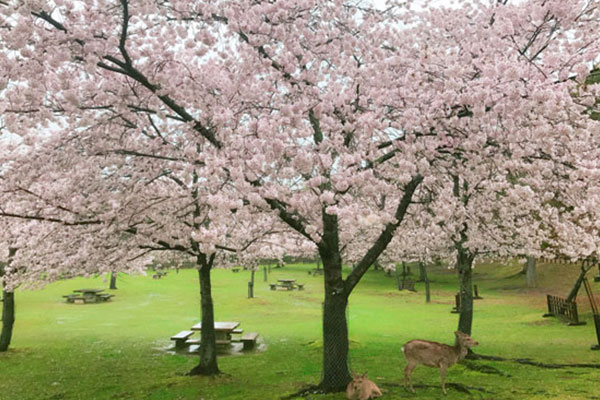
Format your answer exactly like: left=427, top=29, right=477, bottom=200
left=64, top=288, right=113, bottom=303
left=73, top=288, right=104, bottom=295
left=191, top=321, right=240, bottom=343
left=277, top=279, right=296, bottom=289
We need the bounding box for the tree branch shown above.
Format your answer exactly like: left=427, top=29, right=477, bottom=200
left=344, top=174, right=424, bottom=294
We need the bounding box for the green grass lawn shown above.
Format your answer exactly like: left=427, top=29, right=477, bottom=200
left=1, top=262, right=600, bottom=400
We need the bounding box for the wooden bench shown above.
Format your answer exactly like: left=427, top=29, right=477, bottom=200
left=97, top=293, right=114, bottom=302
left=232, top=328, right=243, bottom=334
left=170, top=330, right=194, bottom=349
left=185, top=338, right=231, bottom=346
left=62, top=294, right=85, bottom=303
left=241, top=332, right=259, bottom=350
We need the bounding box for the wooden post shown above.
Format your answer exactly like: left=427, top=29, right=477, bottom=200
left=248, top=269, right=256, bottom=298
left=473, top=284, right=483, bottom=299
left=583, top=278, right=600, bottom=350
left=451, top=293, right=460, bottom=313
left=263, top=266, right=267, bottom=282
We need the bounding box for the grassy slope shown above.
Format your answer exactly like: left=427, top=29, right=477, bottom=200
left=0, top=261, right=599, bottom=400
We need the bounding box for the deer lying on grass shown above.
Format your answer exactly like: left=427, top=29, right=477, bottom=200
left=346, top=372, right=382, bottom=400
left=402, top=331, right=478, bottom=395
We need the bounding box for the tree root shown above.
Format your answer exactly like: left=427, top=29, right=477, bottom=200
left=461, top=360, right=510, bottom=376
left=381, top=381, right=492, bottom=394
left=469, top=352, right=600, bottom=369
left=280, top=385, right=323, bottom=399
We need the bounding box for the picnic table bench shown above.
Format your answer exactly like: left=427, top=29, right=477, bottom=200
left=170, top=330, right=194, bottom=349
left=62, top=294, right=86, bottom=303
left=171, top=323, right=259, bottom=352
left=152, top=271, right=167, bottom=279
left=241, top=332, right=260, bottom=350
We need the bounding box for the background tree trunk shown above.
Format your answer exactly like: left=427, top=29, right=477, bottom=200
left=457, top=248, right=475, bottom=335
left=188, top=254, right=220, bottom=376
left=0, top=248, right=17, bottom=352
left=0, top=291, right=15, bottom=352
left=109, top=272, right=117, bottom=290
left=420, top=262, right=431, bottom=303
left=418, top=261, right=427, bottom=282
left=525, top=256, right=537, bottom=288
left=248, top=269, right=255, bottom=298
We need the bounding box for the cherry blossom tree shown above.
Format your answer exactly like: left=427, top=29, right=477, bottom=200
left=2, top=0, right=600, bottom=392
left=0, top=129, right=285, bottom=374
left=378, top=1, right=600, bottom=336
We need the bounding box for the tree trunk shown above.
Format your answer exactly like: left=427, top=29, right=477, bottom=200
left=394, top=264, right=402, bottom=290
left=109, top=272, right=117, bottom=290
left=457, top=248, right=475, bottom=335
left=420, top=262, right=431, bottom=303
left=318, top=212, right=352, bottom=392
left=0, top=248, right=17, bottom=352
left=0, top=291, right=15, bottom=352
left=188, top=254, right=220, bottom=376
left=525, top=256, right=537, bottom=288
left=418, top=261, right=427, bottom=282
left=248, top=269, right=255, bottom=298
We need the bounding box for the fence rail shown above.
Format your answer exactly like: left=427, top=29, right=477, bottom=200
left=544, top=294, right=586, bottom=326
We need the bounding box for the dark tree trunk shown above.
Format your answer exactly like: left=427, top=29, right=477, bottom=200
left=0, top=248, right=17, bottom=352
left=418, top=261, right=427, bottom=282
left=457, top=248, right=475, bottom=336
left=188, top=254, right=220, bottom=376
left=109, top=272, right=117, bottom=290
left=319, top=244, right=351, bottom=392
left=420, top=262, right=431, bottom=303
left=394, top=264, right=402, bottom=290
left=525, top=256, right=537, bottom=288
left=0, top=291, right=15, bottom=352
left=248, top=269, right=255, bottom=298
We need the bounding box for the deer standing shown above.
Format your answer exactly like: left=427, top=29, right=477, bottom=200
left=401, top=331, right=478, bottom=395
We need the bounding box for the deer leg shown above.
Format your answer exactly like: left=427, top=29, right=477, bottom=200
left=404, top=362, right=417, bottom=393
left=440, top=365, right=448, bottom=395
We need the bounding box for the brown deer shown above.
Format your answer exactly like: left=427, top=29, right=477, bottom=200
left=346, top=372, right=382, bottom=400
left=401, top=331, right=478, bottom=395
